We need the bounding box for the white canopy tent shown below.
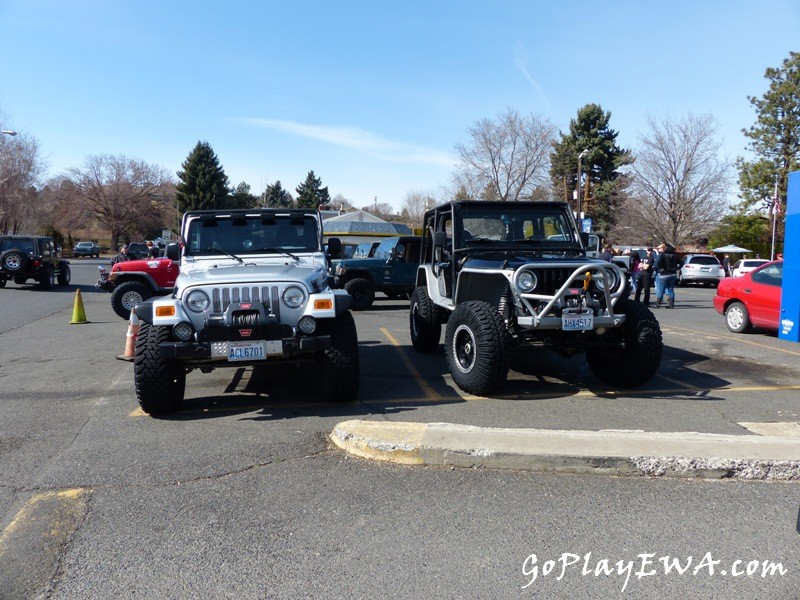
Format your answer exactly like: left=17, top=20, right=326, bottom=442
left=712, top=244, right=753, bottom=253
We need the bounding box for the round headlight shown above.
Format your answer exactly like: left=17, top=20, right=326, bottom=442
left=186, top=289, right=210, bottom=312
left=595, top=269, right=618, bottom=292
left=517, top=270, right=537, bottom=293
left=282, top=285, right=306, bottom=309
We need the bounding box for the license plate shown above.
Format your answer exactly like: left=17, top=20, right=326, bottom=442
left=228, top=341, right=267, bottom=361
left=701, top=267, right=711, bottom=272
left=562, top=313, right=593, bottom=331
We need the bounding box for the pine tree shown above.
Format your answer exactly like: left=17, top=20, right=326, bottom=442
left=229, top=182, right=258, bottom=209
left=264, top=180, right=292, bottom=208
left=295, top=171, right=330, bottom=208
left=736, top=52, right=800, bottom=219
left=549, top=104, right=632, bottom=233
left=175, top=142, right=230, bottom=223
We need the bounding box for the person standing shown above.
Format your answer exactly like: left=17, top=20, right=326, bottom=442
left=628, top=251, right=641, bottom=296
left=147, top=240, right=160, bottom=258
left=636, top=248, right=655, bottom=306
left=653, top=242, right=678, bottom=308
left=599, top=244, right=614, bottom=263
left=111, top=244, right=132, bottom=265
left=722, top=254, right=731, bottom=276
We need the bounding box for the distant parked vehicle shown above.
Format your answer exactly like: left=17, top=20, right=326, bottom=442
left=730, top=258, right=770, bottom=278
left=73, top=241, right=100, bottom=258
left=713, top=260, right=783, bottom=333
left=126, top=242, right=150, bottom=260
left=677, top=254, right=725, bottom=287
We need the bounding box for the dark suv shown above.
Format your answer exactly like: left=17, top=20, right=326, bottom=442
left=0, top=235, right=72, bottom=289
left=408, top=201, right=662, bottom=396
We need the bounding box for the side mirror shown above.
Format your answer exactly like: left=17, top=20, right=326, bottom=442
left=580, top=232, right=590, bottom=247
left=166, top=242, right=181, bottom=261
left=327, top=237, right=342, bottom=259
left=433, top=231, right=447, bottom=249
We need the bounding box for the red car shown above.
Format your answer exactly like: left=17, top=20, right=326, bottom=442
left=713, top=260, right=783, bottom=333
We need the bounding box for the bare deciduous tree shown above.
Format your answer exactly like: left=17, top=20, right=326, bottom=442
left=452, top=108, right=557, bottom=202
left=621, top=114, right=731, bottom=246
left=400, top=190, right=436, bottom=223
left=65, top=154, right=175, bottom=249
left=0, top=129, right=46, bottom=234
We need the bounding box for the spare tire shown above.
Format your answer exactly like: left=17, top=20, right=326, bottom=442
left=1, top=249, right=31, bottom=272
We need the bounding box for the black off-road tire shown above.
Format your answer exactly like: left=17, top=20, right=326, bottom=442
left=586, top=298, right=663, bottom=388
left=318, top=312, right=360, bottom=402
left=445, top=301, right=511, bottom=396
left=14, top=276, right=27, bottom=285
left=1, top=249, right=30, bottom=272
left=111, top=280, right=152, bottom=319
left=725, top=301, right=752, bottom=333
left=38, top=265, right=55, bottom=290
left=409, top=286, right=442, bottom=352
left=57, top=263, right=71, bottom=286
left=344, top=278, right=375, bottom=311
left=134, top=322, right=185, bottom=414
left=0, top=279, right=5, bottom=288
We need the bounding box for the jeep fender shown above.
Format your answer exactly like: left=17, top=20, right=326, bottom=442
left=114, top=271, right=171, bottom=293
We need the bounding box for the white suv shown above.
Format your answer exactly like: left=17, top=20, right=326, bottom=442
left=677, top=254, right=725, bottom=287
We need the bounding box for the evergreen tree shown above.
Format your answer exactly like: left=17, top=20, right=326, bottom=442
left=549, top=104, right=632, bottom=232
left=229, top=181, right=258, bottom=209
left=264, top=180, right=292, bottom=208
left=295, top=170, right=330, bottom=208
left=175, top=142, right=230, bottom=224
left=736, top=51, right=800, bottom=251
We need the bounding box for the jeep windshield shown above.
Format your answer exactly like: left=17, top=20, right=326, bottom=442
left=184, top=213, right=320, bottom=258
left=459, top=206, right=580, bottom=251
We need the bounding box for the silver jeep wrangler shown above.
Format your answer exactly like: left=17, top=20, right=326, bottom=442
left=132, top=209, right=359, bottom=415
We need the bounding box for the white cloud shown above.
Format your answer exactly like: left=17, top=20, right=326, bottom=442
left=514, top=42, right=550, bottom=109
left=237, top=118, right=456, bottom=167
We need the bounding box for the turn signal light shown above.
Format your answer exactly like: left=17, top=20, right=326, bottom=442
left=155, top=306, right=176, bottom=317
left=314, top=299, right=333, bottom=310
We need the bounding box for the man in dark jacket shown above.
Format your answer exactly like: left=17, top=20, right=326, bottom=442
left=653, top=242, right=678, bottom=308
left=111, top=245, right=132, bottom=266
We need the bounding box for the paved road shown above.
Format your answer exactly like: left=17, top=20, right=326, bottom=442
left=1, top=277, right=799, bottom=598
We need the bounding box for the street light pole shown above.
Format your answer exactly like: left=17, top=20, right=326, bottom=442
left=576, top=149, right=589, bottom=222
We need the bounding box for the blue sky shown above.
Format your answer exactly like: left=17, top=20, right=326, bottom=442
left=1, top=1, right=798, bottom=212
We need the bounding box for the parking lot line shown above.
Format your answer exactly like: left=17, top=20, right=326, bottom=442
left=662, top=324, right=800, bottom=357
left=380, top=327, right=443, bottom=401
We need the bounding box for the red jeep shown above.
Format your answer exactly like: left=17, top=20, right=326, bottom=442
left=97, top=257, right=178, bottom=319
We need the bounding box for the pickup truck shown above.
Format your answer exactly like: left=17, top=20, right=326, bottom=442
left=334, top=236, right=422, bottom=310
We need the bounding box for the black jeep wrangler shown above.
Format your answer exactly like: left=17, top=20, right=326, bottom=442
left=0, top=235, right=71, bottom=289
left=409, top=201, right=662, bottom=396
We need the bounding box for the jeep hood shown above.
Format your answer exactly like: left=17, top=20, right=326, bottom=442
left=178, top=259, right=327, bottom=289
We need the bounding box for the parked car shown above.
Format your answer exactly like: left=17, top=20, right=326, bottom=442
left=126, top=242, right=150, bottom=260
left=0, top=235, right=71, bottom=289
left=72, top=241, right=100, bottom=258
left=97, top=257, right=179, bottom=319
left=713, top=260, right=783, bottom=333
left=730, top=258, right=770, bottom=277
left=334, top=236, right=422, bottom=310
left=677, top=254, right=725, bottom=287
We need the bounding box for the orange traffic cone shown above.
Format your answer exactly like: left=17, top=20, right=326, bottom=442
left=69, top=289, right=89, bottom=324
left=116, top=309, right=140, bottom=362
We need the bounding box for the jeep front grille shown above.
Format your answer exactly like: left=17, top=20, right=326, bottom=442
left=211, top=285, right=281, bottom=315
left=533, top=269, right=574, bottom=296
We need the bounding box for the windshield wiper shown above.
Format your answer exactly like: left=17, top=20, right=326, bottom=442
left=251, top=247, right=301, bottom=261
left=198, top=247, right=243, bottom=263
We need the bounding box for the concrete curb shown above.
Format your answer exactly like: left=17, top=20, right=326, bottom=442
left=330, top=420, right=800, bottom=480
